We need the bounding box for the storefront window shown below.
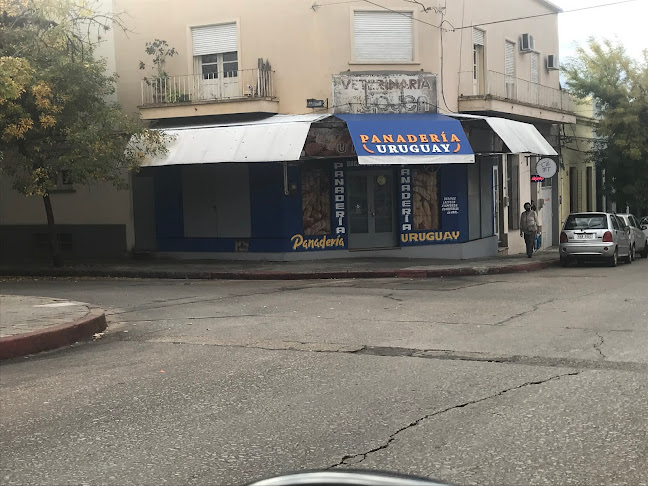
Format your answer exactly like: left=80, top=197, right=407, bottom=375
left=412, top=168, right=440, bottom=230
left=302, top=167, right=332, bottom=235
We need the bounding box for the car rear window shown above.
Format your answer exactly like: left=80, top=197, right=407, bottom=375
left=564, top=214, right=608, bottom=230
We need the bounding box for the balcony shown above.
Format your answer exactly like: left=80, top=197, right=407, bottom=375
left=458, top=70, right=576, bottom=124
left=139, top=68, right=278, bottom=120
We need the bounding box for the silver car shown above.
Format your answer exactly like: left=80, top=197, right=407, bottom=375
left=640, top=217, right=648, bottom=238
left=617, top=213, right=648, bottom=259
left=559, top=212, right=632, bottom=267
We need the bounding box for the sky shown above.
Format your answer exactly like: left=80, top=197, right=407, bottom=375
left=555, top=0, right=648, bottom=62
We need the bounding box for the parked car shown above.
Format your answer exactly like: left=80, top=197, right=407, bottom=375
left=559, top=212, right=632, bottom=267
left=617, top=213, right=648, bottom=259
left=641, top=217, right=648, bottom=237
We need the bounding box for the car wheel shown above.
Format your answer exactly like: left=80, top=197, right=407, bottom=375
left=624, top=246, right=633, bottom=264
left=608, top=248, right=618, bottom=267
left=630, top=244, right=636, bottom=261
left=641, top=241, right=648, bottom=259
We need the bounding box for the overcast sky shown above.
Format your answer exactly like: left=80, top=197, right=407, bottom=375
left=555, top=0, right=647, bottom=62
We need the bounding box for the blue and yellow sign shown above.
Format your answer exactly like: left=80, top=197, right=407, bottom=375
left=336, top=114, right=474, bottom=163
left=291, top=234, right=346, bottom=251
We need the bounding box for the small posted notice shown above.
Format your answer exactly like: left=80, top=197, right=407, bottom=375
left=441, top=196, right=459, bottom=215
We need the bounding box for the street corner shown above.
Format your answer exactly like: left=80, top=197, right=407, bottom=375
left=0, top=295, right=107, bottom=360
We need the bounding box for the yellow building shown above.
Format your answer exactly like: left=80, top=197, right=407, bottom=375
left=558, top=98, right=597, bottom=230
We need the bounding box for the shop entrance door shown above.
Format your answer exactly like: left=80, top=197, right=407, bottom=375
left=347, top=170, right=397, bottom=249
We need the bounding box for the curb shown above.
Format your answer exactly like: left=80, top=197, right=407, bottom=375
left=0, top=309, right=107, bottom=360
left=0, top=259, right=557, bottom=281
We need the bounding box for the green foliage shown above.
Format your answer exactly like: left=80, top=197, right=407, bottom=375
left=139, top=38, right=177, bottom=79
left=0, top=0, right=170, bottom=197
left=564, top=39, right=648, bottom=213
left=139, top=38, right=183, bottom=103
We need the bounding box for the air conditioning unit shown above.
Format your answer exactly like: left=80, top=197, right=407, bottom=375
left=546, top=54, right=559, bottom=70
left=520, top=33, right=535, bottom=52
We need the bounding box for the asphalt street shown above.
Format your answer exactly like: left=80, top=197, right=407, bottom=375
left=1, top=259, right=647, bottom=485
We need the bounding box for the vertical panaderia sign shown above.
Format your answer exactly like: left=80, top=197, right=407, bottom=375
left=291, top=161, right=348, bottom=252
left=332, top=162, right=347, bottom=236
left=400, top=168, right=413, bottom=234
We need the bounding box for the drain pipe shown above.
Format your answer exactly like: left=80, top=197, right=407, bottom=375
left=283, top=162, right=290, bottom=195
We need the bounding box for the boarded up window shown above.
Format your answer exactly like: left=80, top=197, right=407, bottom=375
left=412, top=169, right=440, bottom=230
left=302, top=167, right=331, bottom=235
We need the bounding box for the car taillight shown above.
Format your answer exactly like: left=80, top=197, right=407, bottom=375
left=603, top=231, right=613, bottom=242
left=560, top=231, right=568, bottom=243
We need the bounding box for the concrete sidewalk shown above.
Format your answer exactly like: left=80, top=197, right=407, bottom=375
left=0, top=295, right=106, bottom=360
left=0, top=248, right=559, bottom=280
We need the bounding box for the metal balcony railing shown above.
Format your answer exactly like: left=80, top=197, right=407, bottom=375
left=458, top=70, right=574, bottom=113
left=140, top=68, right=276, bottom=106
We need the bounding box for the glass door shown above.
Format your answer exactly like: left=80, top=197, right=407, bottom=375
left=198, top=52, right=239, bottom=100
left=347, top=170, right=397, bottom=249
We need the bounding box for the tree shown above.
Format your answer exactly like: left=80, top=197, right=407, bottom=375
left=0, top=0, right=169, bottom=266
left=564, top=38, right=648, bottom=214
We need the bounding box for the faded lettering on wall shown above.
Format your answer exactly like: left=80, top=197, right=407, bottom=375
left=333, top=73, right=438, bottom=114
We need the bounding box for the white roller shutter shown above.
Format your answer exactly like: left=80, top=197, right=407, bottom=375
left=191, top=23, right=237, bottom=56
left=354, top=11, right=413, bottom=62
left=530, top=52, right=540, bottom=84
left=473, top=28, right=485, bottom=46
left=505, top=41, right=515, bottom=77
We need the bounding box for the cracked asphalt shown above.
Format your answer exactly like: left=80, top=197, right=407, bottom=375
left=1, top=259, right=647, bottom=485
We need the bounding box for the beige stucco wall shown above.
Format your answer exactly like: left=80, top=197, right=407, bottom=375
left=3, top=0, right=564, bottom=257
left=0, top=180, right=130, bottom=226
left=0, top=179, right=134, bottom=250
left=112, top=0, right=562, bottom=117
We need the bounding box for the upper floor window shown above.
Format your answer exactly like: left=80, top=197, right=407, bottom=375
left=353, top=10, right=414, bottom=63
left=505, top=40, right=516, bottom=79
left=191, top=23, right=238, bottom=80
left=473, top=28, right=485, bottom=94
left=505, top=40, right=516, bottom=97
left=530, top=51, right=540, bottom=84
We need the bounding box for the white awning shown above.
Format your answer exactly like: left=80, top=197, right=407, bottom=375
left=143, top=114, right=331, bottom=166
left=452, top=114, right=557, bottom=156
left=485, top=117, right=557, bottom=156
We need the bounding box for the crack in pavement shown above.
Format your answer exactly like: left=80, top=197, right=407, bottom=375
left=110, top=313, right=470, bottom=327
left=383, top=294, right=404, bottom=302
left=594, top=333, right=606, bottom=360
left=108, top=286, right=307, bottom=315
left=326, top=371, right=582, bottom=469
left=135, top=339, right=648, bottom=373
left=112, top=314, right=260, bottom=323
left=352, top=280, right=505, bottom=292
left=494, top=290, right=601, bottom=326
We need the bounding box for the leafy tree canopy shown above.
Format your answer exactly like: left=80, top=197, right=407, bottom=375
left=564, top=38, right=648, bottom=213
left=1, top=0, right=171, bottom=264
left=1, top=0, right=169, bottom=196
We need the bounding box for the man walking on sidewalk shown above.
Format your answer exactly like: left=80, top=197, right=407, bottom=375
left=520, top=202, right=539, bottom=258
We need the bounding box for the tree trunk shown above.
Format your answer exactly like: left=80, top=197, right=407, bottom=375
left=43, top=194, right=63, bottom=267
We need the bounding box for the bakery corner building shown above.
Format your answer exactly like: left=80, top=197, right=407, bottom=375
left=134, top=80, right=556, bottom=261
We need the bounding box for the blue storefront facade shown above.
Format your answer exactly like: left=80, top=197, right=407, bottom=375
left=134, top=113, right=500, bottom=260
